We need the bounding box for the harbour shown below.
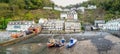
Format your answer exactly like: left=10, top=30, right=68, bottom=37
left=0, top=31, right=120, bottom=54
left=0, top=0, right=120, bottom=54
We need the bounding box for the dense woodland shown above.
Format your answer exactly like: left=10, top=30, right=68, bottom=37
left=0, top=0, right=120, bottom=29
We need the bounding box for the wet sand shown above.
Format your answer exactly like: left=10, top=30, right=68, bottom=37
left=1, top=31, right=120, bottom=54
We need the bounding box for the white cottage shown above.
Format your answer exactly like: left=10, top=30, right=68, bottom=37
left=94, top=20, right=105, bottom=29
left=60, top=10, right=78, bottom=20
left=65, top=21, right=81, bottom=32
left=103, top=18, right=120, bottom=30
left=42, top=19, right=65, bottom=31
left=87, top=5, right=97, bottom=9
left=39, top=18, right=48, bottom=24
left=6, top=21, right=35, bottom=32
left=77, top=7, right=85, bottom=13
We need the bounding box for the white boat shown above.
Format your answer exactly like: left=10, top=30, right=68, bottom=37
left=66, top=38, right=77, bottom=48
left=60, top=37, right=66, bottom=46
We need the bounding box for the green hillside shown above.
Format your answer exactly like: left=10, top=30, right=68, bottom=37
left=81, top=0, right=120, bottom=20
left=66, top=0, right=120, bottom=23
left=0, top=0, right=60, bottom=29
left=1, top=0, right=120, bottom=29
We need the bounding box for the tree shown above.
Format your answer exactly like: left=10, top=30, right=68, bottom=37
left=0, top=17, right=11, bottom=29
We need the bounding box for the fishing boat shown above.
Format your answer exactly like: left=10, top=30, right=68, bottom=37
left=47, top=33, right=55, bottom=47
left=60, top=37, right=66, bottom=46
left=47, top=38, right=56, bottom=47
left=11, top=32, right=24, bottom=38
left=47, top=35, right=66, bottom=47
left=55, top=37, right=66, bottom=47
left=66, top=38, right=77, bottom=48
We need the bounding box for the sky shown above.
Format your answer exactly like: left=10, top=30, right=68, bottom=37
left=51, top=0, right=88, bottom=7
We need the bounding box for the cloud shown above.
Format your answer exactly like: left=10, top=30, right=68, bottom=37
left=51, top=0, right=88, bottom=7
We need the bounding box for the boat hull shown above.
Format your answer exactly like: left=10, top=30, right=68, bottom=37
left=47, top=43, right=55, bottom=47
left=66, top=39, right=77, bottom=48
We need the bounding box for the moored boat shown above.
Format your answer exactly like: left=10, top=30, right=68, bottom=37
left=47, top=38, right=56, bottom=47
left=66, top=38, right=77, bottom=48
left=11, top=32, right=24, bottom=38
left=0, top=25, right=42, bottom=46
left=60, top=37, right=66, bottom=46
left=47, top=36, right=66, bottom=47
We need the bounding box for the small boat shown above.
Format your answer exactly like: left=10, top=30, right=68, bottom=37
left=66, top=38, right=77, bottom=48
left=47, top=36, right=66, bottom=47
left=47, top=34, right=56, bottom=47
left=47, top=38, right=56, bottom=47
left=11, top=32, right=23, bottom=38
left=60, top=37, right=66, bottom=46
left=55, top=37, right=66, bottom=47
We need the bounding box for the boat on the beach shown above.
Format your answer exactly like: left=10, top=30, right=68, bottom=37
left=0, top=25, right=42, bottom=46
left=47, top=36, right=65, bottom=47
left=66, top=38, right=77, bottom=48
left=47, top=38, right=56, bottom=47
left=11, top=32, right=24, bottom=38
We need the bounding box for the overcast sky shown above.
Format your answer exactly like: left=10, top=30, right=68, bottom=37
left=51, top=0, right=88, bottom=7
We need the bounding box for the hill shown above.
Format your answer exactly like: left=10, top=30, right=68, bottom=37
left=0, top=0, right=60, bottom=29
left=66, top=0, right=120, bottom=23
left=82, top=0, right=120, bottom=21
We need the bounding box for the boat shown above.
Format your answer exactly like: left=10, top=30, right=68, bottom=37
left=60, top=37, right=66, bottom=46
left=47, top=38, right=56, bottom=47
left=47, top=36, right=66, bottom=47
left=11, top=32, right=24, bottom=38
left=55, top=37, right=66, bottom=47
left=0, top=25, right=42, bottom=46
left=66, top=38, right=77, bottom=48
left=28, top=25, right=41, bottom=34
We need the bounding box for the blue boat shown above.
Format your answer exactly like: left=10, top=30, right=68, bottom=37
left=66, top=38, right=77, bottom=48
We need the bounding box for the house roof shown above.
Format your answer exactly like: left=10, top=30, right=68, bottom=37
left=61, top=10, right=77, bottom=14
left=8, top=21, right=35, bottom=25
left=106, top=18, right=120, bottom=24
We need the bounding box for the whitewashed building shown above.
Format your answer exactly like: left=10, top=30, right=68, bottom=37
left=87, top=5, right=97, bottom=9
left=94, top=20, right=105, bottom=29
left=77, top=7, right=85, bottom=13
left=103, top=19, right=120, bottom=30
left=39, top=18, right=48, bottom=24
left=42, top=19, right=65, bottom=31
left=6, top=21, right=35, bottom=32
left=41, top=19, right=81, bottom=32
left=60, top=10, right=78, bottom=20
left=65, top=21, right=81, bottom=32
left=60, top=12, right=67, bottom=19
left=54, top=7, right=63, bottom=11
left=62, top=9, right=70, bottom=11
left=43, top=7, right=53, bottom=10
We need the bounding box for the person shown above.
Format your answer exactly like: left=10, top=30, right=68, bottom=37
left=91, top=27, right=93, bottom=31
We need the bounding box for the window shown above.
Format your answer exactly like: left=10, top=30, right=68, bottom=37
left=14, top=25, right=21, bottom=28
